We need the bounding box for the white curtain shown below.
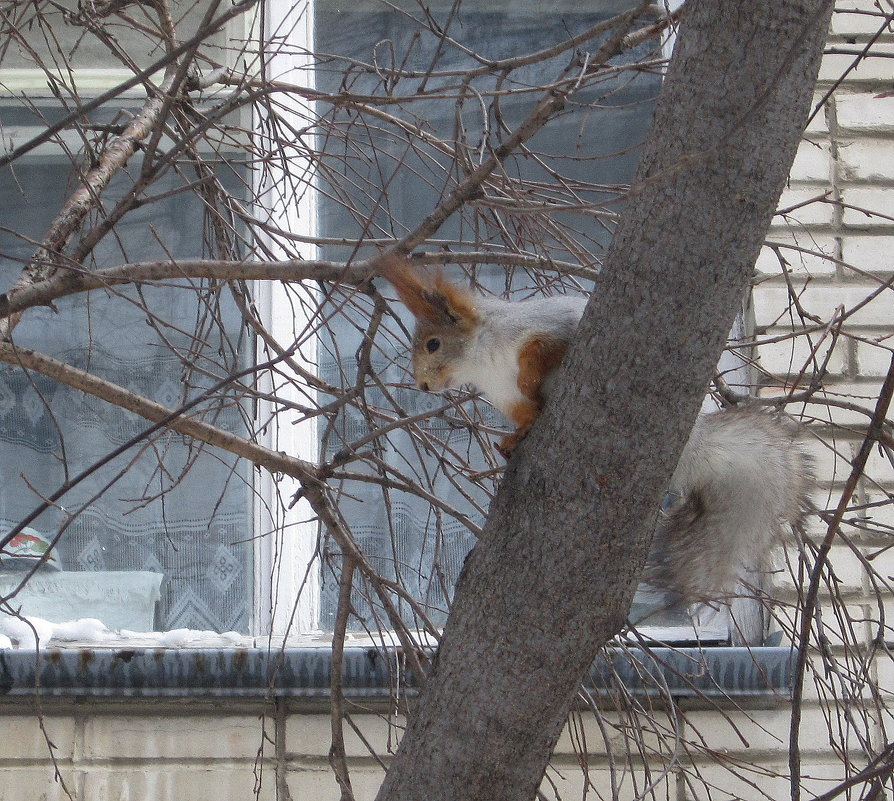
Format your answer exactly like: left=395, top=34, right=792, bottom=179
left=0, top=159, right=253, bottom=632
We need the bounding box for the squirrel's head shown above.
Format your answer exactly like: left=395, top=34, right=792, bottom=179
left=381, top=254, right=479, bottom=392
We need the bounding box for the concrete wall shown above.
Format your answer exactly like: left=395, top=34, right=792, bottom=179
left=0, top=696, right=878, bottom=800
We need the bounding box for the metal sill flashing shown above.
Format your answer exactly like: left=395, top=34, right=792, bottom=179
left=0, top=646, right=793, bottom=700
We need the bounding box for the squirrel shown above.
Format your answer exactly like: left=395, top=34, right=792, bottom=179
left=381, top=254, right=813, bottom=605
left=382, top=255, right=586, bottom=458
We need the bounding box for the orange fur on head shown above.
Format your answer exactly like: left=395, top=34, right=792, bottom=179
left=379, top=253, right=478, bottom=328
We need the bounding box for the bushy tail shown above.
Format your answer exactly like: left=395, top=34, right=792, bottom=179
left=644, top=406, right=812, bottom=604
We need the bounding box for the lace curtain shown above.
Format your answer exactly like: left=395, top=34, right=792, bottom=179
left=0, top=158, right=253, bottom=633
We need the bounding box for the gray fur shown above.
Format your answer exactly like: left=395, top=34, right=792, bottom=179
left=460, top=296, right=813, bottom=605
left=645, top=406, right=812, bottom=603
left=447, top=294, right=587, bottom=414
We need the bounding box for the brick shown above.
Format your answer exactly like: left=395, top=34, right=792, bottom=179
left=678, top=761, right=793, bottom=801
left=797, top=763, right=877, bottom=799
left=764, top=598, right=871, bottom=649
left=861, top=546, right=894, bottom=589
left=790, top=637, right=882, bottom=702
left=801, top=435, right=858, bottom=481
left=774, top=542, right=866, bottom=593
left=831, top=4, right=894, bottom=37
left=820, top=44, right=894, bottom=82
left=806, top=492, right=840, bottom=528
left=286, top=712, right=404, bottom=759
left=841, top=235, right=894, bottom=273
left=285, top=714, right=330, bottom=756
left=757, top=234, right=838, bottom=276
left=872, top=703, right=894, bottom=751
left=873, top=654, right=894, bottom=699
left=832, top=0, right=891, bottom=15
left=682, top=707, right=831, bottom=755
left=753, top=284, right=893, bottom=328
left=0, top=714, right=75, bottom=760
left=861, top=493, right=894, bottom=537
left=544, top=760, right=676, bottom=801
left=862, top=447, right=894, bottom=487
left=824, top=601, right=874, bottom=647
left=0, top=767, right=78, bottom=801
left=82, top=766, right=276, bottom=801
left=805, top=95, right=831, bottom=134
left=836, top=92, right=894, bottom=131
left=790, top=140, right=832, bottom=182
left=842, top=188, right=894, bottom=227
left=81, top=714, right=264, bottom=761
left=554, top=711, right=667, bottom=758
left=838, top=138, right=894, bottom=182
left=773, top=187, right=835, bottom=226
left=803, top=384, right=888, bottom=427
left=286, top=765, right=384, bottom=801
left=756, top=383, right=882, bottom=427
left=869, top=596, right=894, bottom=636
left=756, top=333, right=849, bottom=377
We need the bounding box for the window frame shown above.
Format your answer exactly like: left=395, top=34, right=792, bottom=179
left=252, top=0, right=322, bottom=638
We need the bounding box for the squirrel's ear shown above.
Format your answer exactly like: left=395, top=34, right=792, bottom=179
left=430, top=271, right=478, bottom=328
left=380, top=253, right=478, bottom=328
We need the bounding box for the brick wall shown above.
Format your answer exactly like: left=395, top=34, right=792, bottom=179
left=749, top=4, right=894, bottom=800
left=753, top=0, right=894, bottom=634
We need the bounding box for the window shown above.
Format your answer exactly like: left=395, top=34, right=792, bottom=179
left=0, top=0, right=750, bottom=647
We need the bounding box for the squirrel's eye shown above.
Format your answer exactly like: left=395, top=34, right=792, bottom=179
left=425, top=337, right=441, bottom=353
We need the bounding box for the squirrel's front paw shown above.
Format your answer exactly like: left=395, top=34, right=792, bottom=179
left=495, top=432, right=520, bottom=460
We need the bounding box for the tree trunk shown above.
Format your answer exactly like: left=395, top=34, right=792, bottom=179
left=376, top=2, right=834, bottom=800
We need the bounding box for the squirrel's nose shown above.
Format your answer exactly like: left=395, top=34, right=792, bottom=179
left=419, top=381, right=430, bottom=392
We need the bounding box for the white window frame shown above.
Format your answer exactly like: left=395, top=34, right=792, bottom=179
left=253, top=0, right=322, bottom=639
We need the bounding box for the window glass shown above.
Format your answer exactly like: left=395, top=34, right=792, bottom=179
left=0, top=1, right=737, bottom=643
left=312, top=0, right=663, bottom=631
left=0, top=109, right=253, bottom=633
left=0, top=1, right=227, bottom=72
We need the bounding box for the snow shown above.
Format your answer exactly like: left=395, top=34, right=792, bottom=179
left=0, top=614, right=247, bottom=650
left=124, top=627, right=245, bottom=648
left=0, top=614, right=404, bottom=650
left=0, top=615, right=55, bottom=650
left=50, top=618, right=117, bottom=642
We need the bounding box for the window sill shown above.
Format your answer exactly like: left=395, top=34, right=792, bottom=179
left=0, top=645, right=793, bottom=700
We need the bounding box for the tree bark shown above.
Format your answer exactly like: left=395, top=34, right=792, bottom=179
left=375, top=1, right=834, bottom=800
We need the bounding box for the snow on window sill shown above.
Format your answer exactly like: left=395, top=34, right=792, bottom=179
left=0, top=614, right=441, bottom=652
